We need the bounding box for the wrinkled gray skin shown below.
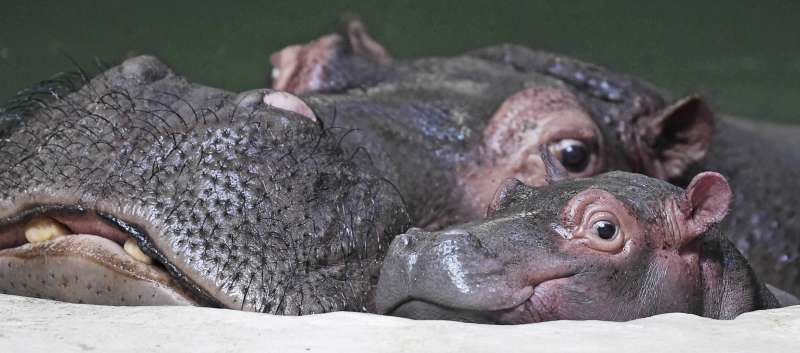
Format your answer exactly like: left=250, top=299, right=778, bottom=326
left=376, top=172, right=780, bottom=323
left=461, top=46, right=800, bottom=295
left=0, top=26, right=797, bottom=313
left=0, top=57, right=413, bottom=312
left=278, top=34, right=800, bottom=296
left=683, top=118, right=800, bottom=296
left=0, top=38, right=665, bottom=311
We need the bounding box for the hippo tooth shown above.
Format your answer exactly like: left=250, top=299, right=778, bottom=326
left=124, top=238, right=153, bottom=264
left=271, top=67, right=280, bottom=80
left=24, top=217, right=70, bottom=243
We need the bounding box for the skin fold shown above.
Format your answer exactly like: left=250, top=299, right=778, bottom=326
left=271, top=22, right=800, bottom=296
left=0, top=20, right=796, bottom=314
left=375, top=171, right=780, bottom=323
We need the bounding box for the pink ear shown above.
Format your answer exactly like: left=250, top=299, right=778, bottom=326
left=263, top=91, right=318, bottom=123
left=683, top=172, right=732, bottom=237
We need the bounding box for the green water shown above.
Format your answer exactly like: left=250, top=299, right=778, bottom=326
left=1, top=0, right=798, bottom=123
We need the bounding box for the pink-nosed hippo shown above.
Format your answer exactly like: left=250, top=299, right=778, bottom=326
left=270, top=20, right=800, bottom=296
left=376, top=171, right=782, bottom=323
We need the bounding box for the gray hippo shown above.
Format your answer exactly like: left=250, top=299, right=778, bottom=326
left=270, top=21, right=800, bottom=295
left=376, top=170, right=781, bottom=323
left=0, top=44, right=718, bottom=313
left=0, top=23, right=796, bottom=314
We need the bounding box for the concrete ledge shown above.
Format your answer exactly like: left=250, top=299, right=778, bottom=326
left=0, top=294, right=797, bottom=353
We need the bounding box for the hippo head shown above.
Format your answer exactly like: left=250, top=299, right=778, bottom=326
left=376, top=171, right=777, bottom=323
left=0, top=56, right=410, bottom=313
left=268, top=21, right=717, bottom=224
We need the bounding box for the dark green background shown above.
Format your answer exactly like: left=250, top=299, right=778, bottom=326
left=1, top=1, right=798, bottom=122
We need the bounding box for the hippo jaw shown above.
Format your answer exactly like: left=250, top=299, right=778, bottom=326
left=0, top=204, right=205, bottom=306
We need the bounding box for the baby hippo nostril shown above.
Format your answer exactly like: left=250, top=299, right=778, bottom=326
left=394, top=234, right=414, bottom=249
left=439, top=229, right=471, bottom=237
left=438, top=229, right=479, bottom=244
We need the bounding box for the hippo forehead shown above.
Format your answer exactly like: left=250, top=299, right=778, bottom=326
left=503, top=171, right=682, bottom=222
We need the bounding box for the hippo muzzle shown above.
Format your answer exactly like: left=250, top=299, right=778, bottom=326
left=376, top=172, right=780, bottom=323
left=376, top=223, right=575, bottom=323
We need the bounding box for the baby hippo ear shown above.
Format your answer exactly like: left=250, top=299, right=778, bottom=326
left=637, top=96, right=714, bottom=181
left=487, top=178, right=525, bottom=217
left=681, top=172, right=732, bottom=240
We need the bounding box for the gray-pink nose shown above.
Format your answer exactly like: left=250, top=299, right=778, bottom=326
left=433, top=229, right=485, bottom=254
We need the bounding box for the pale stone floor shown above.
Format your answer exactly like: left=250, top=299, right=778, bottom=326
left=0, top=294, right=798, bottom=353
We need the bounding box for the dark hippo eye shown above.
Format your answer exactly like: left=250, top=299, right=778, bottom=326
left=549, top=139, right=590, bottom=173
left=592, top=220, right=618, bottom=240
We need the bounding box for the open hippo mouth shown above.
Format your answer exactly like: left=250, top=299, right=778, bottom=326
left=0, top=204, right=200, bottom=306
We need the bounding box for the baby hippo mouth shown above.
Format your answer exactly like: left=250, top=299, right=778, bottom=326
left=0, top=205, right=197, bottom=306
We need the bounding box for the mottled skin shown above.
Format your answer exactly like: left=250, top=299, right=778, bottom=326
left=0, top=22, right=797, bottom=313
left=0, top=40, right=707, bottom=312
left=0, top=57, right=410, bottom=313
left=684, top=118, right=800, bottom=295
left=274, top=27, right=800, bottom=295
left=376, top=172, right=780, bottom=323
left=1, top=48, right=633, bottom=311
left=0, top=48, right=643, bottom=312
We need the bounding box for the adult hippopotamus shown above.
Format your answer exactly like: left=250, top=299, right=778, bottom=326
left=0, top=21, right=796, bottom=314
left=0, top=38, right=717, bottom=312
left=269, top=21, right=800, bottom=295
left=376, top=170, right=781, bottom=323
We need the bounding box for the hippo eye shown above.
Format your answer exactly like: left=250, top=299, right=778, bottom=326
left=591, top=220, right=618, bottom=240
left=549, top=139, right=590, bottom=173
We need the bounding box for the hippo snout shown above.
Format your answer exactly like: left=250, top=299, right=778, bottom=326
left=375, top=227, right=533, bottom=320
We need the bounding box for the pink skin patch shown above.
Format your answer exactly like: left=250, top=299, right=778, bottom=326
left=521, top=188, right=703, bottom=321
left=560, top=188, right=642, bottom=254
left=269, top=21, right=391, bottom=95
left=456, top=87, right=604, bottom=221
left=262, top=91, right=318, bottom=123
left=270, top=34, right=340, bottom=94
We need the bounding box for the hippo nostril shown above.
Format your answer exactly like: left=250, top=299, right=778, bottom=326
left=405, top=227, right=424, bottom=235
left=394, top=233, right=414, bottom=249
left=437, top=229, right=482, bottom=246
left=439, top=229, right=472, bottom=238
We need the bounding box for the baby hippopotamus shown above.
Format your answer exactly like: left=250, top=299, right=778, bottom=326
left=376, top=171, right=780, bottom=323
left=270, top=20, right=800, bottom=296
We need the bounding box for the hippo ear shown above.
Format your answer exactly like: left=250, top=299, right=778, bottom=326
left=262, top=90, right=318, bottom=123
left=487, top=178, right=525, bottom=217
left=270, top=18, right=391, bottom=94
left=340, top=16, right=393, bottom=65
left=680, top=172, right=732, bottom=241
left=636, top=96, right=714, bottom=181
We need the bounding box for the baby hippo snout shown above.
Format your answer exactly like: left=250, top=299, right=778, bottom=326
left=376, top=227, right=531, bottom=319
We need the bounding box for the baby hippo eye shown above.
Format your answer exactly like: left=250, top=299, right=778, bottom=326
left=549, top=139, right=590, bottom=173
left=592, top=220, right=618, bottom=240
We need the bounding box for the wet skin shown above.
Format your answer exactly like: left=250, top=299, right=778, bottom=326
left=1, top=25, right=693, bottom=311
left=0, top=22, right=797, bottom=312
left=272, top=25, right=800, bottom=296
left=376, top=171, right=780, bottom=323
